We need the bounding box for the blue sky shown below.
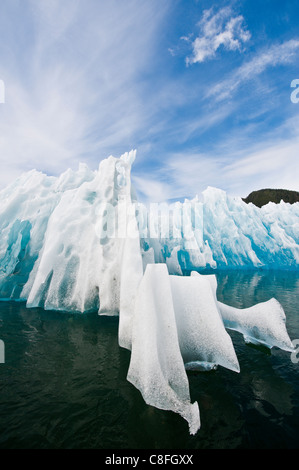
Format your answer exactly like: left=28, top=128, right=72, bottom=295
left=0, top=0, right=299, bottom=202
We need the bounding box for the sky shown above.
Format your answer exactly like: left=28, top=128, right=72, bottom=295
left=0, top=0, right=299, bottom=203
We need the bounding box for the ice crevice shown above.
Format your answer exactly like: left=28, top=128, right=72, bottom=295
left=0, top=150, right=296, bottom=434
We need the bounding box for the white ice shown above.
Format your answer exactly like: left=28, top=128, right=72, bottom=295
left=218, top=298, right=294, bottom=352
left=127, top=264, right=201, bottom=435
left=20, top=151, right=143, bottom=317
left=170, top=273, right=240, bottom=373
left=140, top=187, right=299, bottom=274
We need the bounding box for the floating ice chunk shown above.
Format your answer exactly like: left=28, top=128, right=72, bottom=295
left=191, top=271, right=294, bottom=353
left=166, top=246, right=183, bottom=275
left=127, top=264, right=200, bottom=435
left=170, top=274, right=240, bottom=373
left=191, top=271, right=218, bottom=299
left=22, top=152, right=142, bottom=315
left=218, top=298, right=294, bottom=352
left=118, top=229, right=144, bottom=351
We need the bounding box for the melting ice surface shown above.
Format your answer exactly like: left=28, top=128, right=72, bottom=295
left=0, top=150, right=297, bottom=434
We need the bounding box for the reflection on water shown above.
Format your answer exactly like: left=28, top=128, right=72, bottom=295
left=0, top=269, right=298, bottom=449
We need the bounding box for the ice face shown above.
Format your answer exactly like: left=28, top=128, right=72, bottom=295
left=191, top=271, right=294, bottom=352
left=140, top=187, right=299, bottom=274
left=118, top=232, right=144, bottom=351
left=170, top=273, right=240, bottom=373
left=218, top=298, right=294, bottom=352
left=25, top=155, right=118, bottom=312
left=126, top=264, right=241, bottom=435
left=127, top=264, right=201, bottom=435
left=125, top=264, right=293, bottom=435
left=0, top=171, right=63, bottom=300
left=0, top=150, right=143, bottom=317
left=140, top=198, right=217, bottom=274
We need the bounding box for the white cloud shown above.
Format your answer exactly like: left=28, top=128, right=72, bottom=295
left=186, top=7, right=251, bottom=65
left=224, top=137, right=299, bottom=196
left=0, top=0, right=170, bottom=188
left=133, top=152, right=224, bottom=203
left=132, top=175, right=175, bottom=204
left=136, top=115, right=299, bottom=203
left=207, top=39, right=299, bottom=101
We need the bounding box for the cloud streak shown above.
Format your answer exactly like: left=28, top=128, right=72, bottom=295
left=0, top=0, right=170, bottom=187
left=206, top=39, right=299, bottom=102
left=134, top=114, right=299, bottom=203
left=0, top=1, right=299, bottom=202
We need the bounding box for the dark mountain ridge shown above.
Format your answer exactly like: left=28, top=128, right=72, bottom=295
left=243, top=188, right=299, bottom=208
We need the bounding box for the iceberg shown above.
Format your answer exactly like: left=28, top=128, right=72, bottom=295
left=140, top=187, right=299, bottom=274
left=127, top=264, right=201, bottom=435
left=127, top=264, right=242, bottom=434
left=0, top=150, right=296, bottom=434
left=126, top=266, right=293, bottom=433
left=191, top=271, right=294, bottom=352
left=1, top=151, right=298, bottom=308
left=170, top=273, right=240, bottom=373
left=218, top=298, right=294, bottom=352
left=0, top=151, right=143, bottom=317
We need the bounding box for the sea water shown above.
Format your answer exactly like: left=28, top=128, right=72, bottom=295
left=0, top=270, right=298, bottom=449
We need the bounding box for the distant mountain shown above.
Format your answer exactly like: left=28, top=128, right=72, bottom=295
left=243, top=188, right=299, bottom=208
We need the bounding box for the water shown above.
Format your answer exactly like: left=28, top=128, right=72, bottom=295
left=0, top=270, right=298, bottom=449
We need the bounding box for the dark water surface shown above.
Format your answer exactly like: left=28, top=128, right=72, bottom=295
left=0, top=270, right=298, bottom=449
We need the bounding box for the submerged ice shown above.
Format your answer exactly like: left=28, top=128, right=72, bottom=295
left=0, top=150, right=297, bottom=434
left=218, top=298, right=294, bottom=352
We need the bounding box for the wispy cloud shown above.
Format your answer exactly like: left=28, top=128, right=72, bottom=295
left=185, top=7, right=251, bottom=65
left=133, top=152, right=224, bottom=203
left=132, top=175, right=175, bottom=204
left=224, top=135, right=299, bottom=195
left=1, top=1, right=298, bottom=201
left=135, top=114, right=299, bottom=203
left=206, top=39, right=299, bottom=101
left=0, top=0, right=170, bottom=187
